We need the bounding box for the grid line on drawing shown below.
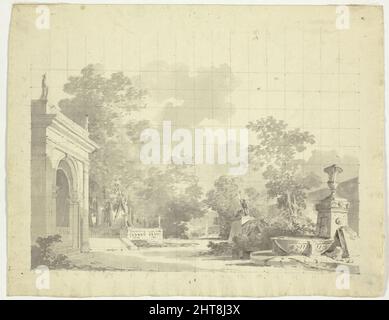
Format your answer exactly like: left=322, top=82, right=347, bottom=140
left=211, top=31, right=214, bottom=122
left=319, top=27, right=323, bottom=169
left=283, top=26, right=287, bottom=140
left=247, top=32, right=250, bottom=133
left=30, top=68, right=362, bottom=75
left=28, top=85, right=361, bottom=94
left=337, top=32, right=341, bottom=149
left=30, top=28, right=361, bottom=161
left=302, top=24, right=306, bottom=169
left=229, top=31, right=232, bottom=128
left=23, top=102, right=362, bottom=112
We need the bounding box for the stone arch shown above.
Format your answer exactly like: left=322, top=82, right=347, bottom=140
left=54, top=156, right=80, bottom=246
left=55, top=155, right=79, bottom=195
left=31, top=98, right=98, bottom=252
left=56, top=169, right=70, bottom=227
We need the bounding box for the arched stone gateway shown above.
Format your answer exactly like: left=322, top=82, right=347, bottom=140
left=54, top=159, right=78, bottom=247
left=56, top=168, right=70, bottom=229
left=31, top=85, right=98, bottom=252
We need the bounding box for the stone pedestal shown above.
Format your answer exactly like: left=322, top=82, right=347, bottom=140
left=315, top=195, right=350, bottom=238
left=315, top=164, right=350, bottom=239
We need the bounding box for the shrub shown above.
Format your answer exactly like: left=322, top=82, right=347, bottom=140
left=163, top=220, right=189, bottom=239
left=131, top=240, right=163, bottom=248
left=31, top=234, right=72, bottom=269
left=207, top=241, right=233, bottom=256
left=232, top=218, right=316, bottom=254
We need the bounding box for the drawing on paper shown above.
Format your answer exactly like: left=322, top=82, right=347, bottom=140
left=27, top=5, right=362, bottom=274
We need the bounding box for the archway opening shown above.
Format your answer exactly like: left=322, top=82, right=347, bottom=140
left=56, top=169, right=70, bottom=227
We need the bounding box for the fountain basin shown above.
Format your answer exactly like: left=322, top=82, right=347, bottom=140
left=271, top=236, right=334, bottom=256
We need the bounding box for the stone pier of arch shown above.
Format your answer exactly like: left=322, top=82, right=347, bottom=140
left=31, top=98, right=98, bottom=251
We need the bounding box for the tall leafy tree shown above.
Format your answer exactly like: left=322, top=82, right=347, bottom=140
left=135, top=165, right=205, bottom=238
left=247, top=116, right=321, bottom=231
left=204, top=176, right=241, bottom=239
left=204, top=176, right=265, bottom=239
left=58, top=64, right=148, bottom=196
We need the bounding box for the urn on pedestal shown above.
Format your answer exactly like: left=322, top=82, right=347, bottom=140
left=315, top=164, right=350, bottom=238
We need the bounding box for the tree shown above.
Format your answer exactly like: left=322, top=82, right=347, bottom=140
left=247, top=116, right=321, bottom=231
left=58, top=64, right=148, bottom=200
left=242, top=186, right=269, bottom=219
left=135, top=165, right=205, bottom=238
left=204, top=176, right=240, bottom=239
left=204, top=176, right=264, bottom=239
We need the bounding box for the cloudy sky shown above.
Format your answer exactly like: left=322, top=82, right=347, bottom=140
left=19, top=5, right=362, bottom=187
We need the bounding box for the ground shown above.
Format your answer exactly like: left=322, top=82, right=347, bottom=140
left=65, top=238, right=343, bottom=273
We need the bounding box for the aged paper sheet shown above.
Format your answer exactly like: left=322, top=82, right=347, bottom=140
left=7, top=4, right=385, bottom=297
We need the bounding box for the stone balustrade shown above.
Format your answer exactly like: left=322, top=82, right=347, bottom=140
left=127, top=228, right=163, bottom=242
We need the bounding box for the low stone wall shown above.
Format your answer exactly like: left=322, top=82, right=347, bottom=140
left=127, top=228, right=163, bottom=242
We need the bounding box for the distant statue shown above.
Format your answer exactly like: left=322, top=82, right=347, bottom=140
left=103, top=201, right=112, bottom=227
left=238, top=191, right=249, bottom=216
left=127, top=206, right=133, bottom=227
left=228, top=208, right=244, bottom=242
left=40, top=74, right=49, bottom=100
left=229, top=192, right=256, bottom=243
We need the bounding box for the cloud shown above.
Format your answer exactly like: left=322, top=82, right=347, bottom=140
left=197, top=118, right=225, bottom=128
left=303, top=149, right=359, bottom=183
left=139, top=62, right=239, bottom=126
left=162, top=97, right=185, bottom=108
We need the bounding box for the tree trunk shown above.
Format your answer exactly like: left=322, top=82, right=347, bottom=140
left=286, top=190, right=295, bottom=228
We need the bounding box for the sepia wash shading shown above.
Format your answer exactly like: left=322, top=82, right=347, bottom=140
left=30, top=73, right=359, bottom=273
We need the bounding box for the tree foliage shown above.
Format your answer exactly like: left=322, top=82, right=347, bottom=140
left=204, top=176, right=265, bottom=239
left=247, top=116, right=321, bottom=231
left=31, top=235, right=72, bottom=269
left=58, top=65, right=206, bottom=237
left=135, top=166, right=205, bottom=238
left=204, top=176, right=240, bottom=239
left=59, top=64, right=148, bottom=195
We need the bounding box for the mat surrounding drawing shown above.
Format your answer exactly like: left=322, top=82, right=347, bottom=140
left=6, top=4, right=385, bottom=297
